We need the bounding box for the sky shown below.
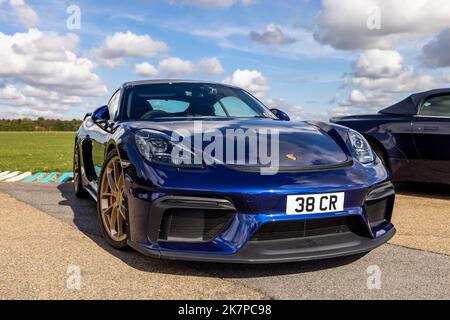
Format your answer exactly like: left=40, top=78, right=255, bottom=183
left=0, top=0, right=450, bottom=120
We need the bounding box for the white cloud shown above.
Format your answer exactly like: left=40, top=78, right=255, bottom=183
left=89, top=31, right=169, bottom=68
left=265, top=97, right=328, bottom=121
left=194, top=24, right=341, bottom=60
left=328, top=106, right=356, bottom=118
left=1, top=105, right=70, bottom=119
left=0, top=29, right=107, bottom=118
left=223, top=69, right=270, bottom=98
left=353, top=50, right=403, bottom=78
left=185, top=26, right=250, bottom=41
left=421, top=28, right=450, bottom=68
left=0, top=85, right=29, bottom=106
left=0, top=29, right=106, bottom=97
left=250, top=24, right=297, bottom=46
left=351, top=67, right=436, bottom=94
left=265, top=98, right=304, bottom=120
left=135, top=57, right=224, bottom=78
left=22, top=85, right=82, bottom=104
left=10, top=0, right=39, bottom=27
left=335, top=50, right=443, bottom=113
left=0, top=83, right=86, bottom=119
left=134, top=62, right=160, bottom=77
left=158, top=57, right=195, bottom=77
left=197, top=57, right=224, bottom=76
left=314, top=0, right=450, bottom=50
left=157, top=19, right=340, bottom=60
left=1, top=0, right=39, bottom=28
left=165, top=0, right=258, bottom=8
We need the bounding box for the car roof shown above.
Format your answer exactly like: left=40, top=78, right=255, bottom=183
left=122, top=79, right=240, bottom=90
left=380, top=88, right=450, bottom=115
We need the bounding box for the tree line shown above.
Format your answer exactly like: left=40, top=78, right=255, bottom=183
left=0, top=118, right=82, bottom=132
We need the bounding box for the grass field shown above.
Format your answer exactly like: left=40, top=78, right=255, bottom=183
left=0, top=132, right=75, bottom=172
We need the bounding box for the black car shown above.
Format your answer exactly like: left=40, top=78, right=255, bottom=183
left=331, top=88, right=450, bottom=185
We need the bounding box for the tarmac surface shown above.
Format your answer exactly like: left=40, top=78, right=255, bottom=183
left=0, top=182, right=449, bottom=300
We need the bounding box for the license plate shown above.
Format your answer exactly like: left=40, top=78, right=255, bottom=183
left=286, top=193, right=345, bottom=215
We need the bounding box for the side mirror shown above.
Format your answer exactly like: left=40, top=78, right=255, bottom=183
left=83, top=112, right=92, bottom=121
left=271, top=108, right=291, bottom=121
left=92, top=106, right=110, bottom=124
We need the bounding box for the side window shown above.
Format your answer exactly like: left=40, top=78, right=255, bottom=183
left=108, top=91, right=120, bottom=120
left=420, top=95, right=450, bottom=117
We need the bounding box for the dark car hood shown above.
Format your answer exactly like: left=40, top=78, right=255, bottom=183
left=126, top=119, right=350, bottom=170
left=330, top=114, right=383, bottom=122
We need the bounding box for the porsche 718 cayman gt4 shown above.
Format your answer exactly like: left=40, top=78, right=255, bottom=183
left=74, top=80, right=396, bottom=263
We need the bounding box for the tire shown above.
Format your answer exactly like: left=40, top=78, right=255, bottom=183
left=73, top=143, right=89, bottom=198
left=97, top=149, right=129, bottom=250
left=370, top=142, right=389, bottom=171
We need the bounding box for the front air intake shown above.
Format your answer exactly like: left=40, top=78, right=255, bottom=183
left=250, top=217, right=366, bottom=242
left=159, top=209, right=235, bottom=242
left=365, top=196, right=395, bottom=228
left=365, top=182, right=395, bottom=228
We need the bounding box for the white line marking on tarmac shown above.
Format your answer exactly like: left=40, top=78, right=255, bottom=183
left=5, top=172, right=32, bottom=182
left=0, top=171, right=11, bottom=178
left=0, top=172, right=20, bottom=182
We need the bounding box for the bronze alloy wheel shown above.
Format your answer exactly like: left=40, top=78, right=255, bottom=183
left=99, top=156, right=127, bottom=242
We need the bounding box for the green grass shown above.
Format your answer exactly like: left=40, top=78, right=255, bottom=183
left=0, top=132, right=75, bottom=172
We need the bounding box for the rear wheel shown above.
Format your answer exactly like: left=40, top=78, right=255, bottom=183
left=97, top=150, right=128, bottom=250
left=73, top=143, right=88, bottom=198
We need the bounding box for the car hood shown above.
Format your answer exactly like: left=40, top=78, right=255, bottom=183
left=126, top=119, right=351, bottom=170
left=331, top=114, right=383, bottom=122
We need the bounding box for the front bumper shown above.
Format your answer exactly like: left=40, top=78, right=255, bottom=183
left=129, top=227, right=396, bottom=264
left=124, top=175, right=396, bottom=263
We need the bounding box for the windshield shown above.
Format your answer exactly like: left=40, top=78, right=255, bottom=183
left=123, top=83, right=276, bottom=121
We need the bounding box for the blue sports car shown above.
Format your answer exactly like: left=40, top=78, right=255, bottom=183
left=74, top=80, right=396, bottom=263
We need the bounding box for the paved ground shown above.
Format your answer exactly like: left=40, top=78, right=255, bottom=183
left=0, top=191, right=262, bottom=300
left=392, top=184, right=450, bottom=256
left=0, top=182, right=449, bottom=300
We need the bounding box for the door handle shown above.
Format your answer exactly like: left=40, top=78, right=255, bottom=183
left=423, top=126, right=439, bottom=131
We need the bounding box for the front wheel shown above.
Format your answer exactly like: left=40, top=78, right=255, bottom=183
left=74, top=143, right=88, bottom=198
left=370, top=142, right=388, bottom=170
left=97, top=150, right=129, bottom=250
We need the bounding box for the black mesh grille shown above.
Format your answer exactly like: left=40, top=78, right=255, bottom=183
left=159, top=209, right=235, bottom=242
left=365, top=195, right=394, bottom=228
left=250, top=217, right=358, bottom=242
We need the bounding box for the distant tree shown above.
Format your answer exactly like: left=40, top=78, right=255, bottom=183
left=0, top=118, right=83, bottom=132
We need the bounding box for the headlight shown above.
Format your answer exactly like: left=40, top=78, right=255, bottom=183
left=135, top=130, right=202, bottom=168
left=348, top=130, right=374, bottom=164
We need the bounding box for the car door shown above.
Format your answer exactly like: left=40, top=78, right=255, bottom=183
left=92, top=90, right=121, bottom=182
left=412, top=93, right=450, bottom=183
